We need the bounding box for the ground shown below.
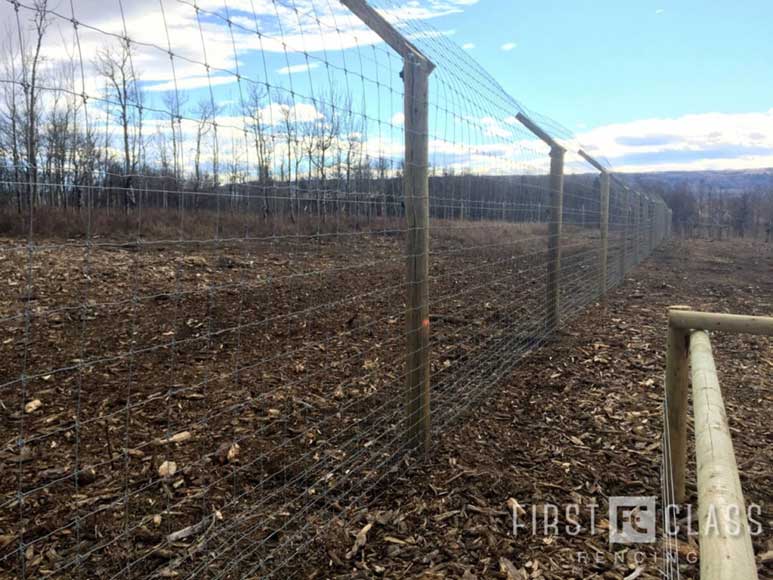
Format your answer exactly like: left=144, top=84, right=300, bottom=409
left=305, top=238, right=773, bottom=579
left=0, top=232, right=770, bottom=579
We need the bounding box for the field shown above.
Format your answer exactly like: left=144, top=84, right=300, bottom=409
left=0, top=216, right=620, bottom=578
left=1, top=219, right=768, bottom=578
left=297, top=238, right=772, bottom=579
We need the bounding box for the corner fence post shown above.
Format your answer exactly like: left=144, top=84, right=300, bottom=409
left=340, top=0, right=436, bottom=453
left=665, top=309, right=690, bottom=503
left=403, top=54, right=432, bottom=453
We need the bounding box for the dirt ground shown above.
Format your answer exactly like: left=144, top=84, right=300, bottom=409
left=303, top=238, right=773, bottom=579
left=0, top=220, right=605, bottom=579
left=0, top=232, right=769, bottom=579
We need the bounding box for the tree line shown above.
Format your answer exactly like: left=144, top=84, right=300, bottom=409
left=0, top=0, right=656, bottom=239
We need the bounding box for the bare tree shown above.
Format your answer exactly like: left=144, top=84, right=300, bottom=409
left=277, top=95, right=297, bottom=222
left=0, top=32, right=23, bottom=212
left=16, top=0, right=50, bottom=206
left=245, top=85, right=272, bottom=184
left=193, top=98, right=214, bottom=195
left=244, top=85, right=273, bottom=218
left=95, top=40, right=142, bottom=212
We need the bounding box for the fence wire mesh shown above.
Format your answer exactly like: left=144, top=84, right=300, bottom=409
left=0, top=0, right=669, bottom=577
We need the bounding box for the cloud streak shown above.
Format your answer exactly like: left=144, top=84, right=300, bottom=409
left=277, top=62, right=320, bottom=75
left=577, top=110, right=773, bottom=172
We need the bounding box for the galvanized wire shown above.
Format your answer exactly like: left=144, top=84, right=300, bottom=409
left=0, top=0, right=669, bottom=577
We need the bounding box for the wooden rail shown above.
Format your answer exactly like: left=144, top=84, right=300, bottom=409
left=664, top=309, right=767, bottom=579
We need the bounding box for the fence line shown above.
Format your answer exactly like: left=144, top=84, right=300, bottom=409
left=0, top=0, right=670, bottom=577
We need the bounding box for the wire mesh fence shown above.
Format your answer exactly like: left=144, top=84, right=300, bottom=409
left=0, top=0, right=670, bottom=577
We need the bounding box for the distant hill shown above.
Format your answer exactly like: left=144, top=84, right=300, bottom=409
left=621, top=168, right=773, bottom=196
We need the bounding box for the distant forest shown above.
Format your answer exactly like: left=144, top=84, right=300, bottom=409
left=0, top=1, right=768, bottom=240
left=626, top=170, right=773, bottom=239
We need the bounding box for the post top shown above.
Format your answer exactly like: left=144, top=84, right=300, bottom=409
left=340, top=0, right=435, bottom=72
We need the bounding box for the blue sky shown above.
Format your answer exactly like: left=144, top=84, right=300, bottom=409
left=443, top=0, right=773, bottom=131
left=4, top=0, right=772, bottom=175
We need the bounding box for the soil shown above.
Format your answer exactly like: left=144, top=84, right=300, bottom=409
left=0, top=232, right=770, bottom=579
left=300, top=238, right=773, bottom=580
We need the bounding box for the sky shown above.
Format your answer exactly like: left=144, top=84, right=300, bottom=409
left=2, top=0, right=772, bottom=175
left=444, top=0, right=773, bottom=172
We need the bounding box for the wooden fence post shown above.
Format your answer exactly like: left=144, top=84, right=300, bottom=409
left=648, top=198, right=655, bottom=253
left=578, top=150, right=609, bottom=302
left=600, top=172, right=610, bottom=299
left=619, top=189, right=626, bottom=280
left=634, top=192, right=642, bottom=262
left=403, top=54, right=432, bottom=453
left=665, top=311, right=690, bottom=503
left=515, top=113, right=565, bottom=330
left=340, top=0, right=436, bottom=453
left=545, top=146, right=565, bottom=330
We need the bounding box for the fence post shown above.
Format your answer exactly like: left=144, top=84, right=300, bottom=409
left=665, top=310, right=690, bottom=503
left=648, top=198, right=654, bottom=253
left=619, top=187, right=626, bottom=279
left=578, top=150, right=609, bottom=302
left=340, top=0, right=436, bottom=453
left=634, top=192, right=641, bottom=262
left=403, top=54, right=432, bottom=452
left=515, top=113, right=565, bottom=331
left=600, top=173, right=610, bottom=298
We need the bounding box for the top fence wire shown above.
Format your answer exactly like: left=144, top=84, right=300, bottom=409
left=0, top=0, right=670, bottom=578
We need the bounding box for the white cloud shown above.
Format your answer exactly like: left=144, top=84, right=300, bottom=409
left=577, top=110, right=773, bottom=172
left=462, top=42, right=475, bottom=50
left=0, top=0, right=478, bottom=112
left=500, top=42, right=517, bottom=51
left=277, top=62, right=320, bottom=75
left=391, top=112, right=405, bottom=126
left=145, top=75, right=236, bottom=93
left=655, top=8, right=665, bottom=14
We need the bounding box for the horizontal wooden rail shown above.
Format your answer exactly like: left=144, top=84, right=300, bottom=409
left=689, top=331, right=758, bottom=580
left=664, top=310, right=766, bottom=579
left=670, top=310, right=773, bottom=336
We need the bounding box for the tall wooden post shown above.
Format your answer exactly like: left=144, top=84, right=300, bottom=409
left=619, top=184, right=629, bottom=277
left=665, top=312, right=690, bottom=503
left=340, top=0, right=436, bottom=453
left=579, top=151, right=609, bottom=302
left=516, top=112, right=565, bottom=331
left=634, top=192, right=641, bottom=263
left=648, top=198, right=655, bottom=253
left=403, top=54, right=432, bottom=452
left=546, top=147, right=564, bottom=330
left=600, top=172, right=610, bottom=299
